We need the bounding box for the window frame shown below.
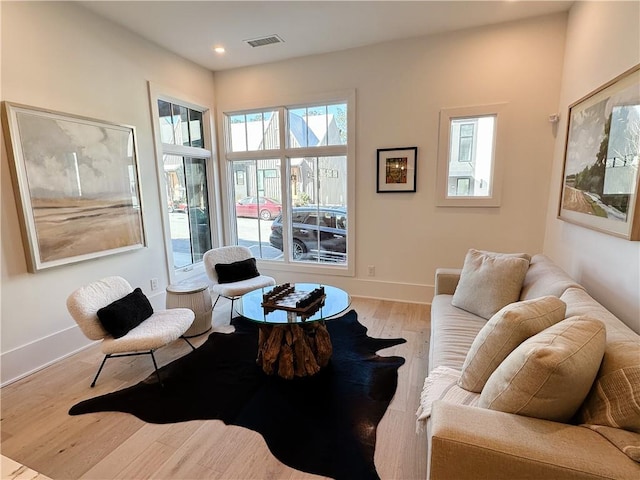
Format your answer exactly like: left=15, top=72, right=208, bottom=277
left=436, top=103, right=506, bottom=207
left=149, top=82, right=220, bottom=283
left=221, top=90, right=355, bottom=277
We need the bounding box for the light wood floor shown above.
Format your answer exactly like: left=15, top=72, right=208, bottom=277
left=1, top=297, right=430, bottom=479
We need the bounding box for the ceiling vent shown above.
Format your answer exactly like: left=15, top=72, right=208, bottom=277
left=244, top=34, right=284, bottom=48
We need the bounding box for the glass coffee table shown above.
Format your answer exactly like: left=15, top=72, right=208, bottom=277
left=235, top=283, right=351, bottom=379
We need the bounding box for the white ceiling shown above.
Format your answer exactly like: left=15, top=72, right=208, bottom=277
left=80, top=1, right=574, bottom=71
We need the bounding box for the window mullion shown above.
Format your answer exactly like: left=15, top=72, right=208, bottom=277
left=162, top=143, right=211, bottom=159
left=226, top=150, right=282, bottom=161
left=285, top=145, right=346, bottom=158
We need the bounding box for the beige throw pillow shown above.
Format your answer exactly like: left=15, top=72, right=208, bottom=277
left=478, top=316, right=606, bottom=422
left=451, top=249, right=530, bottom=320
left=459, top=296, right=567, bottom=392
left=578, top=340, right=640, bottom=433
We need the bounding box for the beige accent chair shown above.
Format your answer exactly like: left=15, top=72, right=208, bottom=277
left=203, top=246, right=276, bottom=322
left=67, top=276, right=195, bottom=387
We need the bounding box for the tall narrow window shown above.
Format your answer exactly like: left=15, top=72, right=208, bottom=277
left=224, top=98, right=353, bottom=273
left=437, top=104, right=505, bottom=207
left=154, top=97, right=213, bottom=277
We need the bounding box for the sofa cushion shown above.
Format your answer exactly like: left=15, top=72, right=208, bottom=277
left=429, top=295, right=486, bottom=371
left=578, top=340, right=640, bottom=433
left=583, top=424, right=640, bottom=463
left=459, top=296, right=567, bottom=393
left=562, top=286, right=639, bottom=343
left=520, top=254, right=584, bottom=301
left=451, top=249, right=531, bottom=320
left=479, top=316, right=606, bottom=422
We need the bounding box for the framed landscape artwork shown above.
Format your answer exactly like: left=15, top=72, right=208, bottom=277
left=376, top=146, right=417, bottom=193
left=2, top=102, right=146, bottom=272
left=559, top=65, right=640, bottom=240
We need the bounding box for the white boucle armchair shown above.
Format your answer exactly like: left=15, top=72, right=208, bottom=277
left=66, top=276, right=195, bottom=387
left=203, top=246, right=276, bottom=322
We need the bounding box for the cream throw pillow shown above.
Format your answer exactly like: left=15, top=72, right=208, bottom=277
left=451, top=249, right=531, bottom=320
left=459, top=296, right=567, bottom=392
left=478, top=316, right=606, bottom=422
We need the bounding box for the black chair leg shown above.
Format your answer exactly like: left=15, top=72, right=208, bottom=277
left=182, top=336, right=196, bottom=350
left=212, top=295, right=221, bottom=310
left=150, top=350, right=163, bottom=387
left=91, top=354, right=111, bottom=388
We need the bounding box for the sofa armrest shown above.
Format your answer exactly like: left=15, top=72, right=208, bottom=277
left=429, top=402, right=640, bottom=480
left=434, top=268, right=462, bottom=296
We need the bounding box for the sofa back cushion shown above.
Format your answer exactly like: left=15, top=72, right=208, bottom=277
left=478, top=316, right=606, bottom=422
left=561, top=287, right=638, bottom=343
left=459, top=296, right=567, bottom=393
left=520, top=254, right=584, bottom=301
left=451, top=249, right=530, bottom=320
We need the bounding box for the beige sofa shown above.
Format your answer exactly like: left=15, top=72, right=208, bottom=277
left=425, top=253, right=640, bottom=480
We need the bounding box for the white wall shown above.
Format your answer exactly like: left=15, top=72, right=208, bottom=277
left=214, top=13, right=567, bottom=302
left=543, top=1, right=640, bottom=332
left=0, top=2, right=215, bottom=384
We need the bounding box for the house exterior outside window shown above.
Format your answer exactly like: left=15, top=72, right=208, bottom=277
left=223, top=94, right=354, bottom=275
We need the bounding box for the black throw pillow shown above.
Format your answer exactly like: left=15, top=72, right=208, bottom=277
left=97, top=288, right=154, bottom=339
left=215, top=257, right=260, bottom=284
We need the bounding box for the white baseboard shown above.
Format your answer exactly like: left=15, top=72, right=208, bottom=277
left=345, top=278, right=433, bottom=304
left=1, top=324, right=95, bottom=387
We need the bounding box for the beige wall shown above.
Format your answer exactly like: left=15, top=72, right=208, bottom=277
left=214, top=13, right=567, bottom=301
left=543, top=1, right=640, bottom=332
left=0, top=2, right=215, bottom=383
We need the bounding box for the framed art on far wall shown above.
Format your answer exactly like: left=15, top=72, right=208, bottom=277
left=376, top=146, right=417, bottom=193
left=2, top=102, right=146, bottom=272
left=558, top=64, right=640, bottom=241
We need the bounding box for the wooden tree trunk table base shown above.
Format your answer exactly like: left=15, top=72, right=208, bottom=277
left=256, top=323, right=333, bottom=379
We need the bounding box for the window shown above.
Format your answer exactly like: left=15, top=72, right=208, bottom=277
left=223, top=96, right=353, bottom=273
left=437, top=104, right=505, bottom=207
left=152, top=95, right=214, bottom=279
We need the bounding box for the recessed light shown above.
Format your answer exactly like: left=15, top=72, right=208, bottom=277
left=213, top=46, right=225, bottom=54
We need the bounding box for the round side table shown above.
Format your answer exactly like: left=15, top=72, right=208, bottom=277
left=166, top=283, right=212, bottom=338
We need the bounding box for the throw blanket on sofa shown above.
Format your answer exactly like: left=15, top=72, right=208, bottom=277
left=416, top=366, right=480, bottom=432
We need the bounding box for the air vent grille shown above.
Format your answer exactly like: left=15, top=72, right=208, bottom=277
left=244, top=35, right=284, bottom=48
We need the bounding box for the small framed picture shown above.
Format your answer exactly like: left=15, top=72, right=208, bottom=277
left=376, top=147, right=417, bottom=193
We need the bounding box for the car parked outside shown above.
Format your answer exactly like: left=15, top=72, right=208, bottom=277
left=269, top=206, right=347, bottom=262
left=235, top=196, right=282, bottom=220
